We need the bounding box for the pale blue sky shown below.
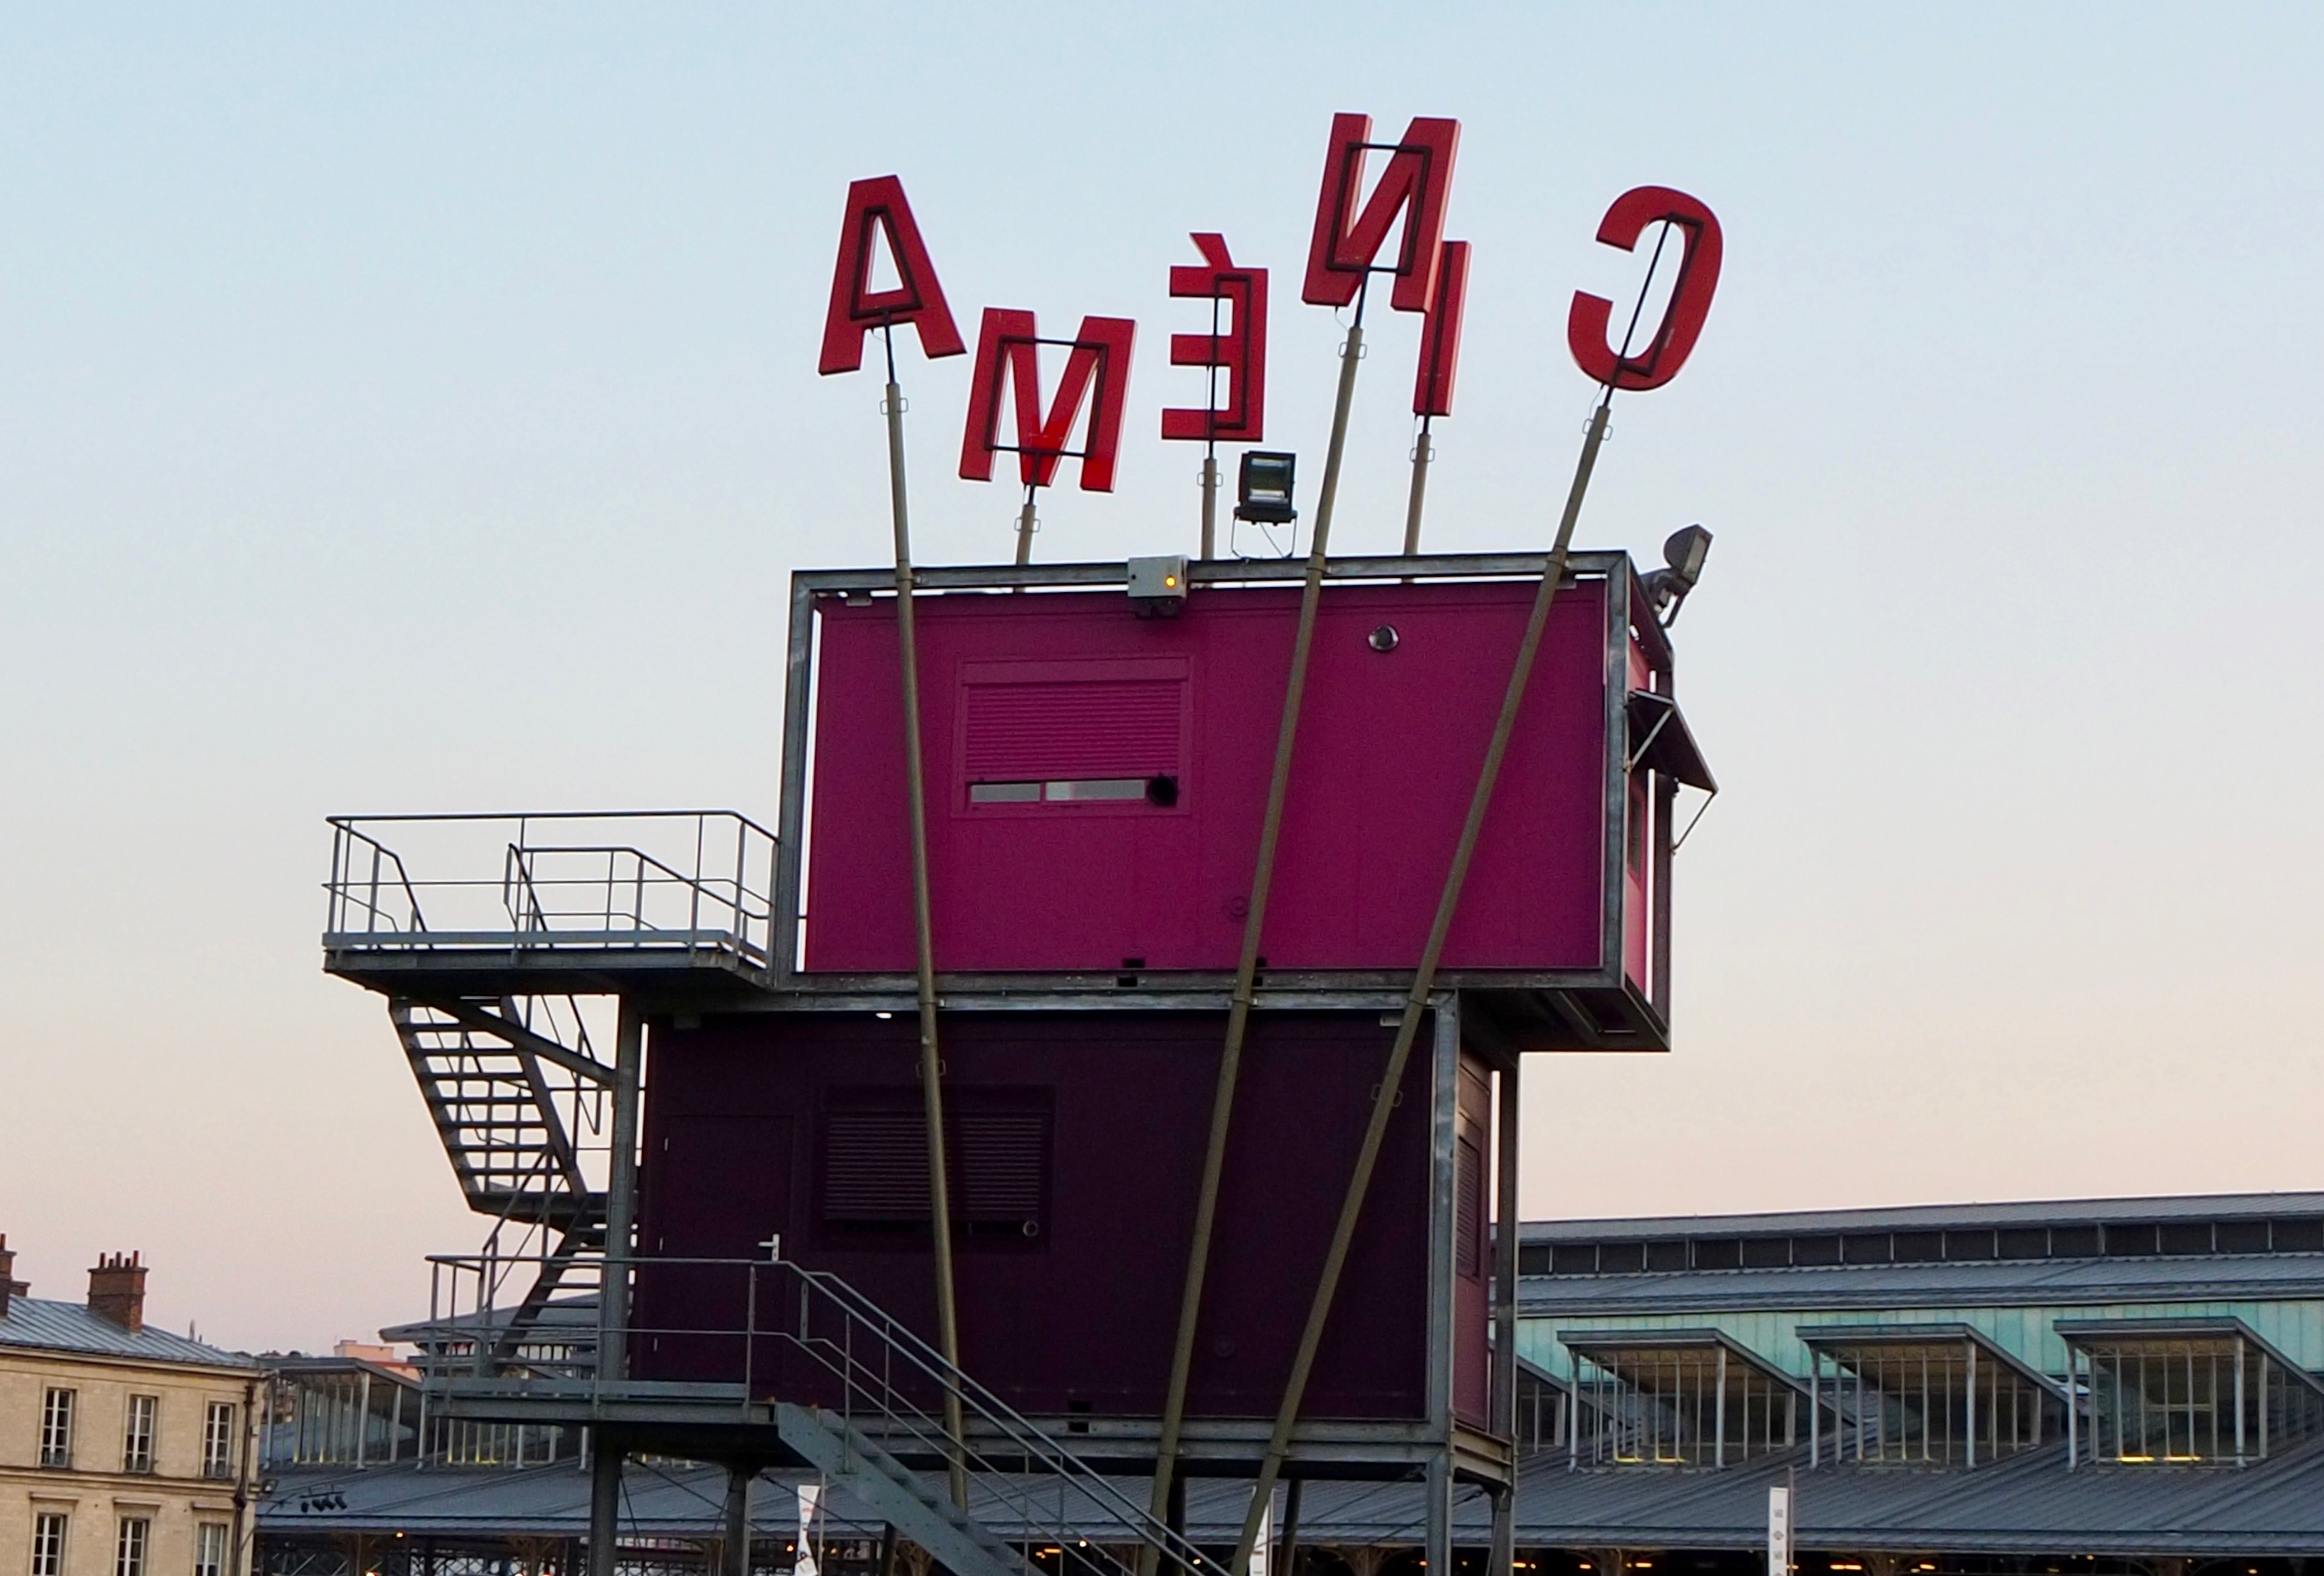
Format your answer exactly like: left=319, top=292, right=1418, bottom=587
left=4, top=6, right=2321, bottom=1350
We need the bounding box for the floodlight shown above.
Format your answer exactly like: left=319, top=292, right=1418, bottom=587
left=1234, top=451, right=1298, bottom=525
left=1643, top=523, right=1714, bottom=625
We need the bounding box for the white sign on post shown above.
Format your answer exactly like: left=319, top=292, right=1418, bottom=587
left=1250, top=1483, right=1282, bottom=1576
left=1766, top=1484, right=1792, bottom=1576
left=796, top=1482, right=824, bottom=1576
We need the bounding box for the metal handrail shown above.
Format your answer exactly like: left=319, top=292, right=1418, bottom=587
left=325, top=822, right=427, bottom=936
left=418, top=1253, right=1215, bottom=1575
left=322, top=812, right=777, bottom=969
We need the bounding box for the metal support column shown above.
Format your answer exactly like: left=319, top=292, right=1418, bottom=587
left=600, top=998, right=644, bottom=1382
left=1423, top=1452, right=1452, bottom=1576
left=588, top=1439, right=622, bottom=1576
left=1492, top=1051, right=1522, bottom=1555
left=723, top=1464, right=751, bottom=1576
left=1425, top=1004, right=1459, bottom=1454
left=1277, top=1481, right=1303, bottom=1576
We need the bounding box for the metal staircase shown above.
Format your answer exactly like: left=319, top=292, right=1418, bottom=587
left=766, top=1259, right=1214, bottom=1576
left=773, top=1404, right=1040, bottom=1576
left=390, top=994, right=612, bottom=1375
left=419, top=1252, right=1217, bottom=1576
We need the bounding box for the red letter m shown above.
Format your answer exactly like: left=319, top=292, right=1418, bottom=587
left=1302, top=113, right=1461, bottom=314
left=958, top=308, right=1137, bottom=493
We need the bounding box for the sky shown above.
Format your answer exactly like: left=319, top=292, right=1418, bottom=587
left=3, top=4, right=2322, bottom=1354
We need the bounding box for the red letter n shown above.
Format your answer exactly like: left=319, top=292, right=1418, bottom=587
left=958, top=309, right=1137, bottom=493
left=1303, top=113, right=1461, bottom=314
left=1413, top=240, right=1470, bottom=418
left=818, top=176, right=966, bottom=376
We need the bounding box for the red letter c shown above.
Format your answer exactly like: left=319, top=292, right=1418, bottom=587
left=1567, top=186, right=1722, bottom=392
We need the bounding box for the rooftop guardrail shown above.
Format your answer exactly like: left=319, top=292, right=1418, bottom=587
left=324, top=811, right=777, bottom=976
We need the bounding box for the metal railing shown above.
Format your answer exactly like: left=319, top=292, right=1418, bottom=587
left=325, top=812, right=778, bottom=971
left=422, top=1242, right=605, bottom=1385
left=417, top=1254, right=1219, bottom=1575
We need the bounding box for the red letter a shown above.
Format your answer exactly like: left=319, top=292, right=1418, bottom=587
left=958, top=309, right=1137, bottom=493
left=818, top=176, right=966, bottom=376
left=1303, top=113, right=1461, bottom=314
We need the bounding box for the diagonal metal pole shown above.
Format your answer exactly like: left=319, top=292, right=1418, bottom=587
left=1144, top=297, right=1369, bottom=1573
left=1229, top=221, right=1683, bottom=1573
left=1229, top=390, right=1613, bottom=1576
left=881, top=326, right=969, bottom=1511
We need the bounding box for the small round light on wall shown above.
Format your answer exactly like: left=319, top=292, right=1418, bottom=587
left=1368, top=625, right=1399, bottom=652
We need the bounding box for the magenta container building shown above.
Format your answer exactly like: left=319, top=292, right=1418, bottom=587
left=625, top=550, right=1712, bottom=1461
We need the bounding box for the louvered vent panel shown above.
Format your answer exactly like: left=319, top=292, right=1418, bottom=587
left=963, top=680, right=1182, bottom=781
left=1456, top=1136, right=1484, bottom=1281
left=821, top=1094, right=1053, bottom=1236
left=952, top=1111, right=1049, bottom=1218
left=822, top=1109, right=930, bottom=1221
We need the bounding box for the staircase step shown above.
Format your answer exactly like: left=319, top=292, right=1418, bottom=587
left=772, top=1402, right=1034, bottom=1576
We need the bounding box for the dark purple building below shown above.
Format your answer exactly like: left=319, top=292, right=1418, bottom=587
left=633, top=1009, right=1494, bottom=1429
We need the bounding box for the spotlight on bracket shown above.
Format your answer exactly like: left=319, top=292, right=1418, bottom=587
left=1233, top=451, right=1298, bottom=525
left=1642, top=524, right=1713, bottom=626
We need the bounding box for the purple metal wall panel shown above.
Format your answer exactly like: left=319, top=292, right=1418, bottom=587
left=632, top=1012, right=1447, bottom=1422
left=802, top=580, right=1611, bottom=974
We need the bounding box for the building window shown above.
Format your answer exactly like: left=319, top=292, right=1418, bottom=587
left=194, top=1524, right=228, bottom=1576
left=1804, top=1327, right=2059, bottom=1467
left=115, top=1518, right=150, bottom=1576
left=123, top=1394, right=158, bottom=1474
left=2063, top=1322, right=2324, bottom=1465
left=32, top=1514, right=69, bottom=1576
left=202, top=1402, right=237, bottom=1479
left=1567, top=1335, right=1801, bottom=1468
left=40, top=1388, right=76, bottom=1469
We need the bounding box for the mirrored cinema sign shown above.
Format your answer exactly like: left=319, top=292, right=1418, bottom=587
left=816, top=113, right=1723, bottom=490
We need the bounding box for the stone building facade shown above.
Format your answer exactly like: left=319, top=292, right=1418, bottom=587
left=1, top=1239, right=260, bottom=1576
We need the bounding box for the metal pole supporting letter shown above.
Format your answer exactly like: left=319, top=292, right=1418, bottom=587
left=1229, top=394, right=1614, bottom=1574
left=1401, top=419, right=1433, bottom=556
left=886, top=364, right=970, bottom=1510
left=1145, top=315, right=1367, bottom=1565
left=1200, top=455, right=1219, bottom=561
left=1014, top=489, right=1039, bottom=567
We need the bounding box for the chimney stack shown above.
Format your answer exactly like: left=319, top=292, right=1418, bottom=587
left=88, top=1252, right=147, bottom=1332
left=0, top=1234, right=22, bottom=1320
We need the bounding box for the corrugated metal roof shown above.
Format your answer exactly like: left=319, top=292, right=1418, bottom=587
left=1519, top=1250, right=2324, bottom=1317
left=258, top=1444, right=2324, bottom=1557
left=1500, top=1439, right=2324, bottom=1556
left=1521, top=1191, right=2324, bottom=1243
left=0, top=1296, right=256, bottom=1369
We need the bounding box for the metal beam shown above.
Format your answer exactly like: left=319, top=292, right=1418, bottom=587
left=415, top=995, right=613, bottom=1086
